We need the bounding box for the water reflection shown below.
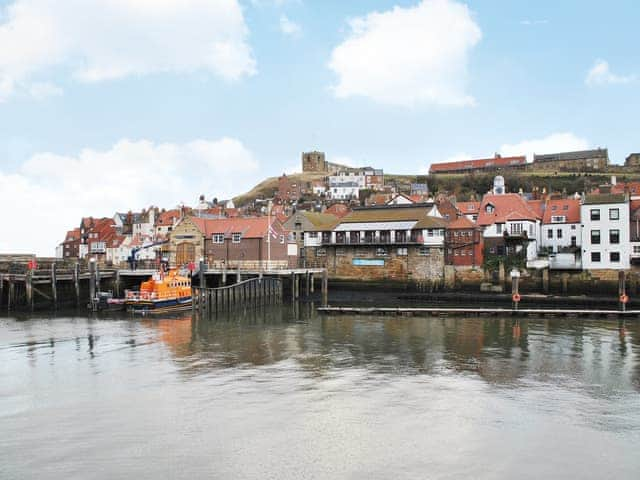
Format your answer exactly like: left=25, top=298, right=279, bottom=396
left=108, top=307, right=640, bottom=394
left=2, top=307, right=640, bottom=480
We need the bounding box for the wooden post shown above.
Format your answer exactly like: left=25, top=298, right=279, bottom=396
left=89, top=260, right=96, bottom=310
left=305, top=271, right=310, bottom=297
left=26, top=270, right=34, bottom=311
left=95, top=264, right=101, bottom=293
left=236, top=267, right=241, bottom=284
left=222, top=265, right=227, bottom=286
left=290, top=272, right=295, bottom=302
left=322, top=269, right=328, bottom=307
left=310, top=273, right=314, bottom=294
left=8, top=278, right=14, bottom=311
left=511, top=272, right=520, bottom=311
left=115, top=270, right=121, bottom=297
left=74, top=263, right=80, bottom=307
left=51, top=263, right=57, bottom=308
left=0, top=274, right=4, bottom=308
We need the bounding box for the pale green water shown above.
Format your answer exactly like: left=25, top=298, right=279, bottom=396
left=1, top=307, right=639, bottom=479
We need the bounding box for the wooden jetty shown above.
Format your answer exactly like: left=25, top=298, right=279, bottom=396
left=192, top=276, right=283, bottom=315
left=317, top=306, right=640, bottom=319
left=0, top=258, right=329, bottom=311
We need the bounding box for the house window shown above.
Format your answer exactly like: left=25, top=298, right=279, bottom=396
left=496, top=224, right=503, bottom=234
left=355, top=248, right=369, bottom=257
left=212, top=233, right=224, bottom=244
left=308, top=232, right=318, bottom=239
left=634, top=246, right=640, bottom=254
left=486, top=204, right=494, bottom=213
left=551, top=216, right=566, bottom=223
left=610, top=252, right=620, bottom=262
left=280, top=235, right=285, bottom=244
left=336, top=248, right=346, bottom=256
left=609, top=208, right=620, bottom=220
left=397, top=247, right=408, bottom=256
left=557, top=229, right=562, bottom=239
left=510, top=223, right=523, bottom=235
left=591, top=230, right=600, bottom=244
left=571, top=236, right=577, bottom=247
left=591, top=252, right=601, bottom=262
left=418, top=247, right=430, bottom=256
left=428, top=229, right=434, bottom=237
left=610, top=229, right=620, bottom=244
left=316, top=248, right=326, bottom=257
left=376, top=247, right=389, bottom=257
left=590, top=209, right=600, bottom=221
left=232, top=233, right=241, bottom=243
left=547, top=229, right=553, bottom=239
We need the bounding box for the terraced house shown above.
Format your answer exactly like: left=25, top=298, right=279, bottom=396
left=320, top=204, right=448, bottom=285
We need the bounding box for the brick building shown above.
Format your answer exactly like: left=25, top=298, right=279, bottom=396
left=319, top=205, right=447, bottom=284
left=533, top=148, right=609, bottom=172
left=445, top=216, right=483, bottom=267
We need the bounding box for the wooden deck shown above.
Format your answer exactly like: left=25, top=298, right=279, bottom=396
left=317, top=306, right=639, bottom=319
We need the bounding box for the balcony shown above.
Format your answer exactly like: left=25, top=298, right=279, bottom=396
left=321, top=234, right=423, bottom=246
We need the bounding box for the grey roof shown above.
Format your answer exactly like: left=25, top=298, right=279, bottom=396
left=534, top=149, right=608, bottom=163
left=583, top=193, right=626, bottom=205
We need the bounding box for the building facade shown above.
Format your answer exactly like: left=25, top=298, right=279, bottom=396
left=580, top=194, right=630, bottom=270
left=533, top=149, right=609, bottom=172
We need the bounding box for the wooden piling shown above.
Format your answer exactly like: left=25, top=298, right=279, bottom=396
left=0, top=274, right=4, bottom=308
left=321, top=269, right=328, bottom=306
left=74, top=263, right=80, bottom=307
left=26, top=270, right=33, bottom=311
left=8, top=278, right=15, bottom=311
left=51, top=264, right=57, bottom=308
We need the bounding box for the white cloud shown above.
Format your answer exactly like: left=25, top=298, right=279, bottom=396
left=0, top=138, right=261, bottom=255
left=499, top=132, right=590, bottom=161
left=328, top=0, right=481, bottom=107
left=28, top=81, right=62, bottom=100
left=279, top=15, right=301, bottom=36
left=585, top=59, right=636, bottom=86
left=0, top=0, right=256, bottom=101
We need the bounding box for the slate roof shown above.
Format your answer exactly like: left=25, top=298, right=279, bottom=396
left=583, top=193, right=627, bottom=205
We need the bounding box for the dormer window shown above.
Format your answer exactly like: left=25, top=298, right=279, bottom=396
left=485, top=204, right=494, bottom=213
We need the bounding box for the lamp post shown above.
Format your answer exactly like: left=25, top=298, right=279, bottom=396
left=511, top=268, right=521, bottom=311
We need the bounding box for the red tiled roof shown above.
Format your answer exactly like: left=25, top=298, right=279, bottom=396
left=542, top=198, right=580, bottom=224
left=190, top=216, right=285, bottom=238
left=477, top=194, right=541, bottom=226
left=455, top=201, right=480, bottom=215
left=527, top=200, right=545, bottom=218
left=157, top=209, right=181, bottom=226
left=447, top=216, right=477, bottom=229
left=429, top=156, right=526, bottom=173
left=326, top=204, right=352, bottom=218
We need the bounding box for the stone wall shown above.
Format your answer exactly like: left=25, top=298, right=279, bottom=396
left=325, top=245, right=444, bottom=288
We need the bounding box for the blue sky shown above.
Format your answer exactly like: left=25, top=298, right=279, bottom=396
left=0, top=0, right=638, bottom=254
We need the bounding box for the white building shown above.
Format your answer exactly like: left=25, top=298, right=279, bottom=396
left=580, top=194, right=630, bottom=270
left=328, top=171, right=365, bottom=200
left=540, top=199, right=581, bottom=253
left=477, top=192, right=542, bottom=262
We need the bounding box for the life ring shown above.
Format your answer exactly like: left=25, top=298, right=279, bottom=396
left=620, top=294, right=629, bottom=304
left=512, top=293, right=521, bottom=303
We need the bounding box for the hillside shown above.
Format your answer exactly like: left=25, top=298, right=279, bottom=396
left=233, top=169, right=640, bottom=206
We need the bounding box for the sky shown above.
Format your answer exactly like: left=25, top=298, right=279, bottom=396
left=0, top=0, right=639, bottom=255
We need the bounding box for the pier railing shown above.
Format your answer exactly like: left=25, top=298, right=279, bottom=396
left=192, top=276, right=283, bottom=315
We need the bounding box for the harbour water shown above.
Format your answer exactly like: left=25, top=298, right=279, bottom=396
left=1, top=305, right=640, bottom=479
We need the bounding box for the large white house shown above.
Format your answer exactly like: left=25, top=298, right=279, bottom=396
left=580, top=194, right=630, bottom=270
left=477, top=193, right=542, bottom=262
left=541, top=198, right=581, bottom=253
